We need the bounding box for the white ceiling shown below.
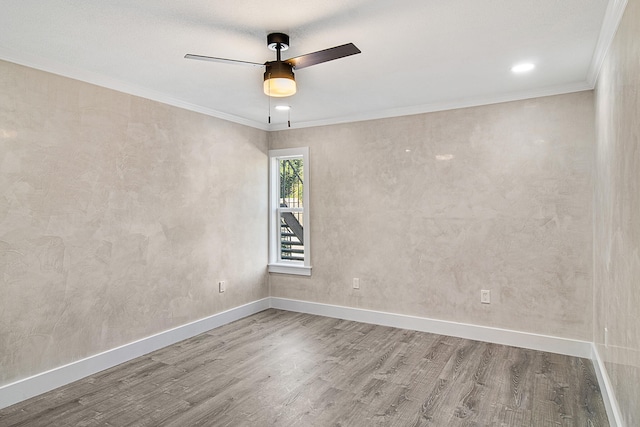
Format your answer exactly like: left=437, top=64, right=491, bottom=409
left=0, top=0, right=619, bottom=130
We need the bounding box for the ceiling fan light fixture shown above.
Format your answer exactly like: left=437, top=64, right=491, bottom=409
left=264, top=77, right=296, bottom=97
left=187, top=33, right=360, bottom=99
left=264, top=61, right=296, bottom=97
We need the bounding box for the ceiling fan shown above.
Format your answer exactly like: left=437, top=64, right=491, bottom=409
left=185, top=33, right=361, bottom=98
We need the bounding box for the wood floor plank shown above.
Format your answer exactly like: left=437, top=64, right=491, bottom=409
left=573, top=357, right=609, bottom=427
left=0, top=309, right=610, bottom=427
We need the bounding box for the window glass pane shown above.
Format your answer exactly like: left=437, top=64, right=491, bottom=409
left=279, top=158, right=303, bottom=209
left=269, top=147, right=309, bottom=273
left=280, top=211, right=304, bottom=261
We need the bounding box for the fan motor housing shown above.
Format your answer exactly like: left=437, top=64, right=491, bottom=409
left=264, top=61, right=295, bottom=81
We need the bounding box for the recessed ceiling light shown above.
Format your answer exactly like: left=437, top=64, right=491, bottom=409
left=275, top=105, right=291, bottom=111
left=511, top=63, right=535, bottom=73
left=435, top=154, right=454, bottom=161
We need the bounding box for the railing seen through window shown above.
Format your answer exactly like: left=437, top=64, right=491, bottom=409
left=279, top=158, right=304, bottom=262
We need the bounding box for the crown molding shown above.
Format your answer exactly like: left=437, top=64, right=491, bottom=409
left=269, top=81, right=593, bottom=131
left=0, top=48, right=269, bottom=131
left=586, top=0, right=628, bottom=87
left=2, top=0, right=621, bottom=137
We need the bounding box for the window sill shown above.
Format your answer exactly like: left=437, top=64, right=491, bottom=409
left=268, top=263, right=312, bottom=276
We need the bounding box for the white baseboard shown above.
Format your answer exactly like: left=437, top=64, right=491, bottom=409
left=272, top=298, right=628, bottom=425
left=2, top=296, right=620, bottom=424
left=592, top=344, right=624, bottom=427
left=270, top=297, right=593, bottom=358
left=0, top=298, right=270, bottom=410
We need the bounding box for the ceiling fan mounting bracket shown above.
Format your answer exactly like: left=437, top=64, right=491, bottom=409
left=267, top=33, right=290, bottom=51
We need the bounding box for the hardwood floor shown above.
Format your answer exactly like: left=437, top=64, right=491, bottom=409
left=0, top=309, right=609, bottom=426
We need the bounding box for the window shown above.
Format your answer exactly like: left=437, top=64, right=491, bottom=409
left=268, top=147, right=311, bottom=276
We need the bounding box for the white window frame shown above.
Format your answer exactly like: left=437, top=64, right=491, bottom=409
left=268, top=147, right=311, bottom=276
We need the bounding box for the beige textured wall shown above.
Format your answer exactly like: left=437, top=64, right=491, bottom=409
left=0, top=55, right=599, bottom=401
left=270, top=92, right=594, bottom=340
left=594, top=0, right=640, bottom=424
left=0, top=60, right=268, bottom=386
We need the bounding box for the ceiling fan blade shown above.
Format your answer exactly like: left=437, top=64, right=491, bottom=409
left=184, top=54, right=264, bottom=67
left=285, top=43, right=361, bottom=70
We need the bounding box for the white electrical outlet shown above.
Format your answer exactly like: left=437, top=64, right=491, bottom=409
left=219, top=281, right=226, bottom=293
left=481, top=290, right=491, bottom=304
left=353, top=278, right=360, bottom=289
